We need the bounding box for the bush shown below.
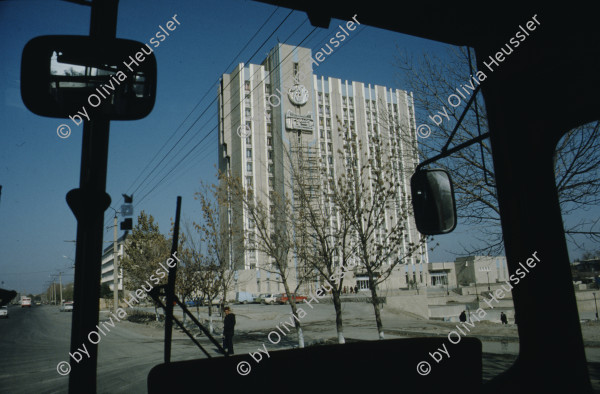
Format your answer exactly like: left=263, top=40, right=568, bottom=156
left=126, top=310, right=162, bottom=323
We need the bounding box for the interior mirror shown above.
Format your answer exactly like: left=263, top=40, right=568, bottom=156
left=410, top=168, right=457, bottom=235
left=21, top=35, right=156, bottom=120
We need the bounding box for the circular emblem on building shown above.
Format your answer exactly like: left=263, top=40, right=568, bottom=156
left=288, top=84, right=309, bottom=106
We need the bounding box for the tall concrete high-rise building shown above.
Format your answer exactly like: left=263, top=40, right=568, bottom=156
left=218, top=43, right=428, bottom=295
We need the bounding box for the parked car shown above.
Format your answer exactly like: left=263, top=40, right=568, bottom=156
left=60, top=301, right=74, bottom=312
left=203, top=297, right=221, bottom=306
left=185, top=299, right=201, bottom=307
left=255, top=293, right=277, bottom=305
left=276, top=293, right=307, bottom=304
left=0, top=306, right=8, bottom=318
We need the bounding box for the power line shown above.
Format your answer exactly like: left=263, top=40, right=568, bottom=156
left=0, top=270, right=74, bottom=275
left=132, top=10, right=299, bottom=202
left=103, top=7, right=285, bottom=226
left=133, top=14, right=309, bottom=205
left=135, top=24, right=320, bottom=206
left=129, top=15, right=359, bottom=208
left=132, top=7, right=294, bottom=200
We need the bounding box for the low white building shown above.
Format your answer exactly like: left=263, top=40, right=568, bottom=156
left=101, top=234, right=126, bottom=293
left=454, top=255, right=509, bottom=289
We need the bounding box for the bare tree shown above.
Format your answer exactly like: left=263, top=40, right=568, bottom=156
left=223, top=172, right=313, bottom=348
left=181, top=247, right=221, bottom=331
left=579, top=249, right=600, bottom=261
left=285, top=139, right=352, bottom=344
left=396, top=46, right=600, bottom=254
left=332, top=117, right=427, bottom=340
left=173, top=232, right=201, bottom=325
left=193, top=180, right=238, bottom=331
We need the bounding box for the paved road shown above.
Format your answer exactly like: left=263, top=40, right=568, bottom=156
left=0, top=304, right=210, bottom=394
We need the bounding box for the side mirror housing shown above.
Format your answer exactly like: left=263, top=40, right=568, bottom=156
left=410, top=168, right=457, bottom=235
left=21, top=35, right=156, bottom=120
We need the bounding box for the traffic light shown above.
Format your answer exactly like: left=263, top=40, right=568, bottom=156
left=120, top=194, right=133, bottom=230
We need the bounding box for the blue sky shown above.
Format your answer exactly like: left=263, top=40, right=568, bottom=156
left=0, top=0, right=593, bottom=294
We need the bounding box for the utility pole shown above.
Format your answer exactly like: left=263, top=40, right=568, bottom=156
left=164, top=196, right=182, bottom=363
left=444, top=261, right=450, bottom=295
left=113, top=213, right=119, bottom=313
left=116, top=193, right=133, bottom=313
left=593, top=292, right=598, bottom=321
left=59, top=272, right=63, bottom=304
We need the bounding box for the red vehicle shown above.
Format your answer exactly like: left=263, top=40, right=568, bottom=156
left=276, top=293, right=307, bottom=304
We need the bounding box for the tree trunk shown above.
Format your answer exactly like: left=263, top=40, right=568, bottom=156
left=208, top=304, right=214, bottom=333
left=332, top=289, right=345, bottom=344
left=282, top=280, right=304, bottom=348
left=368, top=276, right=384, bottom=339
left=297, top=326, right=305, bottom=348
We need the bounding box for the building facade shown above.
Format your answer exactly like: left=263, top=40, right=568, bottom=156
left=454, top=255, right=510, bottom=288
left=218, top=44, right=428, bottom=295
left=101, top=234, right=126, bottom=294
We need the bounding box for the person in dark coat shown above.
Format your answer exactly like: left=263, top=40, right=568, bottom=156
left=223, top=306, right=236, bottom=355
left=354, top=285, right=359, bottom=294
left=459, top=310, right=467, bottom=322
left=500, top=311, right=508, bottom=324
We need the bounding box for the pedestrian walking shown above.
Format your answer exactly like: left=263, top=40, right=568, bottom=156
left=459, top=310, right=467, bottom=322
left=500, top=312, right=508, bottom=324
left=354, top=285, right=358, bottom=294
left=223, top=306, right=236, bottom=355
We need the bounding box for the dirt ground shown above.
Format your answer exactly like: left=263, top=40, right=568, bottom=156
left=124, top=301, right=600, bottom=344
left=119, top=301, right=600, bottom=390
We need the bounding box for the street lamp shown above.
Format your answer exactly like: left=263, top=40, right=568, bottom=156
left=465, top=261, right=479, bottom=301
left=49, top=275, right=56, bottom=305
left=444, top=261, right=450, bottom=295
left=107, top=206, right=122, bottom=314
left=593, top=292, right=598, bottom=321
left=466, top=305, right=471, bottom=322
left=480, top=267, right=491, bottom=291
left=63, top=255, right=76, bottom=269
left=51, top=272, right=63, bottom=305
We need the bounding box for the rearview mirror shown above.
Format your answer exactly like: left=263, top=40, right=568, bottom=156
left=21, top=35, right=156, bottom=120
left=410, top=168, right=457, bottom=235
